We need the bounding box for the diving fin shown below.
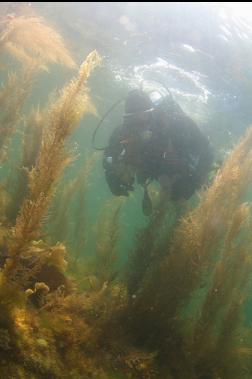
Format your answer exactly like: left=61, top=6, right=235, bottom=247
left=142, top=186, right=153, bottom=216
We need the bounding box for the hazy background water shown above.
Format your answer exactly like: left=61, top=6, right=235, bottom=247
left=32, top=1, right=252, bottom=142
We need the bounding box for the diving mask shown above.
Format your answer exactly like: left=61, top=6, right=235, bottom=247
left=123, top=107, right=154, bottom=126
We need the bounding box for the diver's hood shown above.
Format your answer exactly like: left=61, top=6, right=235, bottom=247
left=125, top=89, right=153, bottom=114
left=123, top=89, right=154, bottom=124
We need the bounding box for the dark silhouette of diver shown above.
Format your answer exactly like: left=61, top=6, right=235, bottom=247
left=103, top=89, right=213, bottom=215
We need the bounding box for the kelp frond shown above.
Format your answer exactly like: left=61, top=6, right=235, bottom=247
left=28, top=50, right=101, bottom=201
left=0, top=15, right=76, bottom=70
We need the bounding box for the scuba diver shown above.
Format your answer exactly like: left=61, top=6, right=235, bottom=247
left=102, top=88, right=213, bottom=215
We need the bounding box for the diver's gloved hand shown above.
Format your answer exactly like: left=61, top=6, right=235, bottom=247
left=119, top=182, right=134, bottom=196
left=105, top=169, right=134, bottom=196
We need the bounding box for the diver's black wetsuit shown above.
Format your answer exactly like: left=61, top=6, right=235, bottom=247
left=103, top=90, right=213, bottom=204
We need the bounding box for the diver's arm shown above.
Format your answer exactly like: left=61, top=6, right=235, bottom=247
left=103, top=127, right=135, bottom=196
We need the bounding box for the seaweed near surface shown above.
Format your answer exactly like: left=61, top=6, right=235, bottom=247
left=0, top=13, right=76, bottom=70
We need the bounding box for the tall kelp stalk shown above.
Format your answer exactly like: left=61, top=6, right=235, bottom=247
left=125, top=126, right=252, bottom=378
left=2, top=50, right=101, bottom=287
